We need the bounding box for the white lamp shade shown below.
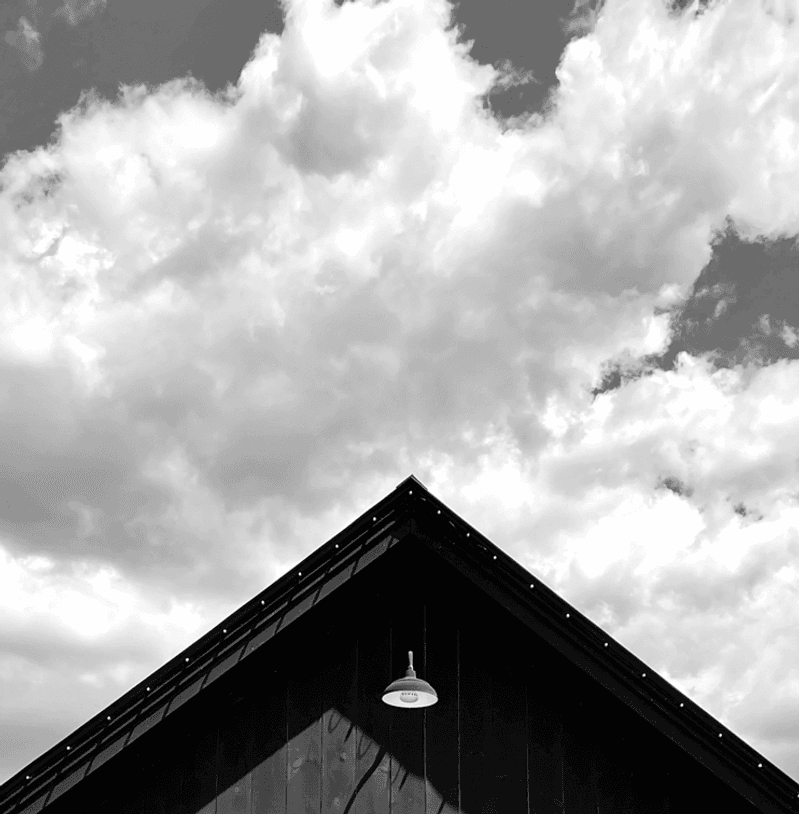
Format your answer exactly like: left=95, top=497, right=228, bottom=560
left=381, top=650, right=438, bottom=708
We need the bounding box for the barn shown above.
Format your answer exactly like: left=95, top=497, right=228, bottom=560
left=2, top=474, right=798, bottom=814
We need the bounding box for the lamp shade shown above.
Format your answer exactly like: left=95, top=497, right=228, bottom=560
left=382, top=650, right=438, bottom=707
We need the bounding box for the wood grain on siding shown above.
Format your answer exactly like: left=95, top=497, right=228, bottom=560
left=251, top=665, right=287, bottom=814
left=321, top=612, right=357, bottom=814
left=423, top=580, right=459, bottom=814
left=489, top=611, right=528, bottom=814
left=217, top=692, right=254, bottom=814
left=458, top=590, right=493, bottom=814
left=286, top=642, right=322, bottom=814
left=353, top=583, right=391, bottom=814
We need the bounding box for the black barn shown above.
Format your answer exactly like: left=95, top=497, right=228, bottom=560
left=2, top=475, right=798, bottom=814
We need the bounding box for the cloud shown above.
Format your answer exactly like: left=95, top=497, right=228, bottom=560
left=425, top=353, right=799, bottom=770
left=561, top=0, right=607, bottom=37
left=2, top=0, right=107, bottom=73
left=52, top=0, right=107, bottom=26
left=4, top=16, right=43, bottom=70
left=3, top=0, right=799, bottom=784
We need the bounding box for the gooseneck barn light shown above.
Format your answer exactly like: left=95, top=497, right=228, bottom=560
left=382, top=650, right=438, bottom=707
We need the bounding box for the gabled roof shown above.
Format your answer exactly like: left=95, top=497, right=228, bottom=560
left=1, top=474, right=798, bottom=814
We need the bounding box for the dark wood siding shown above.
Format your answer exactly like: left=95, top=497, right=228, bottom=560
left=423, top=576, right=458, bottom=814
left=250, top=663, right=286, bottom=814
left=39, top=536, right=763, bottom=814
left=320, top=619, right=356, bottom=814
left=388, top=590, right=425, bottom=814
left=353, top=579, right=391, bottom=814
left=286, top=649, right=322, bottom=814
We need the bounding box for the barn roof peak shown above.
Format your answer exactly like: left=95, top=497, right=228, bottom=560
left=395, top=473, right=428, bottom=491
left=2, top=476, right=799, bottom=813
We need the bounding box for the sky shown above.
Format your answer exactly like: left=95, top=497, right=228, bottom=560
left=2, top=0, right=799, bottom=791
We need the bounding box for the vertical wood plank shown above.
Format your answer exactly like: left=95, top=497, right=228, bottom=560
left=423, top=571, right=459, bottom=814
left=488, top=613, right=529, bottom=814
left=629, top=765, right=668, bottom=814
left=592, top=694, right=678, bottom=814
left=142, top=743, right=184, bottom=814
left=388, top=578, right=426, bottom=814
left=112, top=713, right=208, bottom=814
left=321, top=609, right=357, bottom=814
left=354, top=582, right=391, bottom=814
left=117, top=756, right=146, bottom=814
left=117, top=792, right=144, bottom=814
left=458, top=589, right=495, bottom=814
left=562, top=701, right=595, bottom=814
left=458, top=591, right=529, bottom=814
left=628, top=739, right=669, bottom=814
left=180, top=717, right=219, bottom=814
left=119, top=794, right=145, bottom=814
left=526, top=653, right=564, bottom=814
left=592, top=721, right=635, bottom=814
left=217, top=691, right=256, bottom=814
left=286, top=638, right=322, bottom=814
left=251, top=663, right=287, bottom=814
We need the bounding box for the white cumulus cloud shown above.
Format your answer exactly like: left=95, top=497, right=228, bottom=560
left=2, top=0, right=799, bottom=786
